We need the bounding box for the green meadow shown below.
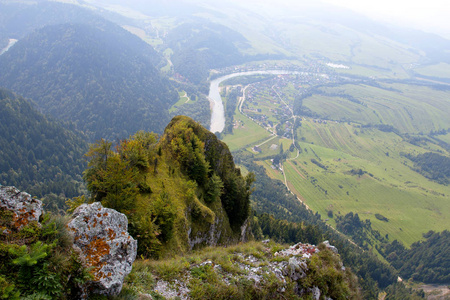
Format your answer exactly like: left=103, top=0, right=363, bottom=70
left=414, top=63, right=450, bottom=79
left=282, top=120, right=450, bottom=246
left=436, top=132, right=450, bottom=144
left=304, top=83, right=450, bottom=133
left=169, top=91, right=192, bottom=113
left=222, top=112, right=271, bottom=151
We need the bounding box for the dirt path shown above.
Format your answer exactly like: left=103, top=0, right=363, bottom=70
left=256, top=135, right=277, bottom=147
left=286, top=160, right=306, bottom=179
left=182, top=92, right=190, bottom=103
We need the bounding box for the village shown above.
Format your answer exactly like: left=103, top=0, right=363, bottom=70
left=223, top=70, right=340, bottom=140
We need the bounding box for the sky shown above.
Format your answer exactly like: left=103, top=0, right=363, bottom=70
left=322, top=0, right=450, bottom=38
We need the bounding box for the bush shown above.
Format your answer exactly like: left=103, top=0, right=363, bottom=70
left=375, top=213, right=389, bottom=222
left=0, top=212, right=91, bottom=299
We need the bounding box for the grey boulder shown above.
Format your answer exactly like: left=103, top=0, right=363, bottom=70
left=0, top=185, right=43, bottom=231
left=67, top=202, right=137, bottom=296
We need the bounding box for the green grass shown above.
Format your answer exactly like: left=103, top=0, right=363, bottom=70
left=248, top=136, right=293, bottom=159
left=123, top=241, right=284, bottom=295
left=169, top=91, right=193, bottom=113
left=256, top=160, right=285, bottom=182
left=221, top=111, right=271, bottom=151
left=218, top=67, right=450, bottom=248
left=435, top=132, right=450, bottom=144
left=414, top=63, right=450, bottom=79
left=123, top=240, right=359, bottom=299
left=283, top=120, right=450, bottom=246
left=334, top=64, right=410, bottom=79
left=303, top=83, right=450, bottom=133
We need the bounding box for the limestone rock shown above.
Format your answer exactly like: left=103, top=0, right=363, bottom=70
left=323, top=240, right=338, bottom=254
left=284, top=257, right=308, bottom=281
left=275, top=242, right=319, bottom=259
left=308, top=286, right=321, bottom=300
left=67, top=202, right=137, bottom=296
left=0, top=185, right=43, bottom=230
left=149, top=241, right=352, bottom=299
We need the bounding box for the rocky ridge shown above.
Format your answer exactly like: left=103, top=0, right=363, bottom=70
left=134, top=240, right=357, bottom=300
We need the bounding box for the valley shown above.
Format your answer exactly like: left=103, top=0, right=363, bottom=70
left=214, top=70, right=450, bottom=248
left=0, top=0, right=449, bottom=298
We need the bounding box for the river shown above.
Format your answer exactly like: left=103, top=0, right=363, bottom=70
left=208, top=70, right=307, bottom=133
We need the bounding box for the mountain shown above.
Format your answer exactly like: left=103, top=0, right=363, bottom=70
left=0, top=21, right=178, bottom=140
left=84, top=0, right=450, bottom=82
left=0, top=88, right=87, bottom=210
left=0, top=1, right=102, bottom=40
left=82, top=116, right=254, bottom=257
left=167, top=21, right=250, bottom=84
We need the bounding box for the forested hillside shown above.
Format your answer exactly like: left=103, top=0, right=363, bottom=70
left=167, top=22, right=249, bottom=84
left=81, top=116, right=254, bottom=257
left=0, top=22, right=178, bottom=140
left=0, top=88, right=87, bottom=211
left=0, top=1, right=104, bottom=39
left=383, top=230, right=450, bottom=284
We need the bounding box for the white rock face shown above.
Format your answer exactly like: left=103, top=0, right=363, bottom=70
left=323, top=240, right=339, bottom=254
left=275, top=242, right=319, bottom=259
left=67, top=202, right=137, bottom=296
left=0, top=185, right=43, bottom=230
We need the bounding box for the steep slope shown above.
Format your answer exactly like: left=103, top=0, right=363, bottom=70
left=125, top=241, right=361, bottom=299
left=0, top=22, right=178, bottom=140
left=167, top=22, right=250, bottom=84
left=0, top=88, right=87, bottom=210
left=82, top=116, right=254, bottom=257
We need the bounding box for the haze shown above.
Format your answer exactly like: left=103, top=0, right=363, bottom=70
left=83, top=0, right=450, bottom=38
left=323, top=0, right=450, bottom=38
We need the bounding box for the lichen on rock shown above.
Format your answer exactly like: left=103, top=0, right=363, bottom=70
left=67, top=202, right=137, bottom=296
left=0, top=185, right=43, bottom=230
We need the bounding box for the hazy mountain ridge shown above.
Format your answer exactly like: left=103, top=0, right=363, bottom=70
left=0, top=21, right=178, bottom=140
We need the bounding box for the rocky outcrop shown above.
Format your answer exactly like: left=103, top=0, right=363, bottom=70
left=149, top=241, right=353, bottom=300
left=67, top=202, right=137, bottom=296
left=0, top=185, right=43, bottom=231
left=275, top=242, right=319, bottom=259
left=323, top=240, right=339, bottom=254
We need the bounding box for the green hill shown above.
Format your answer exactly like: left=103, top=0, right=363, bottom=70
left=0, top=88, right=87, bottom=211
left=82, top=116, right=254, bottom=257
left=0, top=22, right=178, bottom=140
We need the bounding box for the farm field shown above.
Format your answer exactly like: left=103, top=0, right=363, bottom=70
left=256, top=160, right=285, bottom=183
left=222, top=110, right=271, bottom=151
left=435, top=132, right=450, bottom=144
left=220, top=73, right=450, bottom=247
left=333, top=64, right=411, bottom=79
left=303, top=83, right=450, bottom=134
left=414, top=63, right=450, bottom=79
left=272, top=120, right=450, bottom=246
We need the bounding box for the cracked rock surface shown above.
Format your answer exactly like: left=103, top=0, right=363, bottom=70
left=67, top=202, right=137, bottom=296
left=0, top=185, right=43, bottom=231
